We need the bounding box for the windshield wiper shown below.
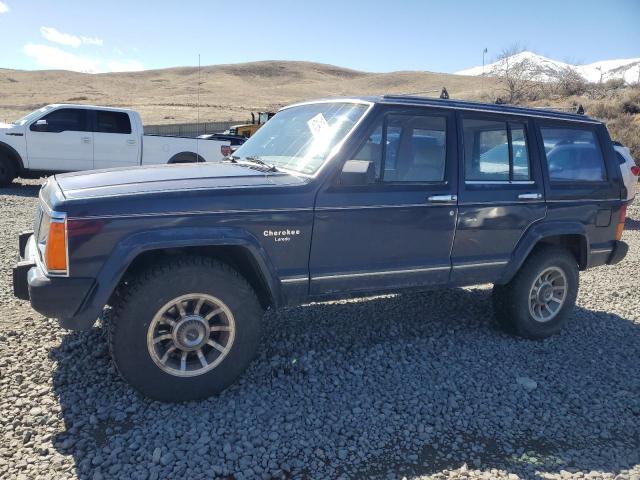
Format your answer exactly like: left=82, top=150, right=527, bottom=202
left=242, top=156, right=278, bottom=172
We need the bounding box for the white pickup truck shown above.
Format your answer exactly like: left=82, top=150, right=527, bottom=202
left=0, top=104, right=230, bottom=185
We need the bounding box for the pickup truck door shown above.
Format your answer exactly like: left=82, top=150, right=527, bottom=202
left=26, top=108, right=93, bottom=172
left=450, top=114, right=546, bottom=284
left=309, top=108, right=458, bottom=296
left=92, top=110, right=140, bottom=169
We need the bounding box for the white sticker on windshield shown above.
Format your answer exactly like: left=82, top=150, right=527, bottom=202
left=307, top=113, right=330, bottom=136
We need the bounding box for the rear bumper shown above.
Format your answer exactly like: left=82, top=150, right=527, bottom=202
left=12, top=232, right=95, bottom=326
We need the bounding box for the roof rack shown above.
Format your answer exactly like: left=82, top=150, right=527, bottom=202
left=390, top=87, right=450, bottom=100
left=522, top=104, right=585, bottom=115
left=379, top=96, right=594, bottom=122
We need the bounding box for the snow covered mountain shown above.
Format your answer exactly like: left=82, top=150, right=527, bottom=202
left=456, top=51, right=640, bottom=84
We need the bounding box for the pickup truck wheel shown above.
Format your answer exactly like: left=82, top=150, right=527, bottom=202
left=0, top=157, right=16, bottom=186
left=492, top=247, right=579, bottom=339
left=107, top=256, right=262, bottom=402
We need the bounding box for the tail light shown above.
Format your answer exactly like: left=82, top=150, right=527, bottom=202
left=221, top=145, right=232, bottom=157
left=45, top=218, right=68, bottom=273
left=615, top=204, right=627, bottom=241
left=631, top=165, right=640, bottom=176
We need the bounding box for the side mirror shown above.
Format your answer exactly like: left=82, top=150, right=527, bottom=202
left=31, top=119, right=48, bottom=132
left=339, top=160, right=375, bottom=186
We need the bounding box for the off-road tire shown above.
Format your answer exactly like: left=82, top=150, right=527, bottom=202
left=0, top=157, right=16, bottom=186
left=107, top=256, right=263, bottom=402
left=492, top=246, right=579, bottom=339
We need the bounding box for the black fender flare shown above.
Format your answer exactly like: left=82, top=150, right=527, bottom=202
left=497, top=221, right=589, bottom=284
left=0, top=141, right=25, bottom=172
left=168, top=152, right=205, bottom=163
left=62, top=226, right=281, bottom=330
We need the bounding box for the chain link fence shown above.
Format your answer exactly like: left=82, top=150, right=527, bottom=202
left=144, top=120, right=247, bottom=137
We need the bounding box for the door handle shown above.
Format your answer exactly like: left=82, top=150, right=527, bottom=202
left=81, top=136, right=91, bottom=144
left=518, top=193, right=542, bottom=200
left=126, top=139, right=137, bottom=145
left=427, top=194, right=457, bottom=203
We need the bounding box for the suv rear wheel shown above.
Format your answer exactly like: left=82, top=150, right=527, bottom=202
left=107, top=256, right=263, bottom=401
left=492, top=246, right=579, bottom=339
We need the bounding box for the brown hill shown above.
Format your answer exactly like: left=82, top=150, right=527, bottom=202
left=0, top=61, right=493, bottom=124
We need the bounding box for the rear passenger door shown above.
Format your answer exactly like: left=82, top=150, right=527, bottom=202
left=309, top=107, right=458, bottom=296
left=92, top=110, right=140, bottom=169
left=451, top=114, right=546, bottom=284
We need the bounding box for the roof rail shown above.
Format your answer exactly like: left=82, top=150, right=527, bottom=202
left=512, top=104, right=586, bottom=115
left=387, top=87, right=449, bottom=99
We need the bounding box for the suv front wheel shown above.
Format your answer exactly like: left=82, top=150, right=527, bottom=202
left=107, top=256, right=263, bottom=401
left=492, top=246, right=579, bottom=339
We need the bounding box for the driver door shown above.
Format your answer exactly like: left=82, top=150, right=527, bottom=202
left=309, top=107, right=458, bottom=296
left=26, top=108, right=93, bottom=172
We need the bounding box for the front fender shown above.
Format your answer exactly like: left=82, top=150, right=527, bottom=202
left=62, top=226, right=280, bottom=330
left=497, top=221, right=589, bottom=285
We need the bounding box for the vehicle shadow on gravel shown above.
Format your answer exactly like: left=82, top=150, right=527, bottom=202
left=0, top=182, right=41, bottom=198
left=48, top=287, right=640, bottom=479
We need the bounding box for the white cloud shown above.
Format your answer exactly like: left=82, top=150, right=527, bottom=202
left=40, top=26, right=104, bottom=47
left=81, top=36, right=103, bottom=46
left=40, top=26, right=82, bottom=47
left=23, top=43, right=144, bottom=73
left=0, top=1, right=9, bottom=14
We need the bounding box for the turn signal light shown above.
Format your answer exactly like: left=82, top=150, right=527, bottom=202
left=45, top=221, right=68, bottom=273
left=615, top=205, right=627, bottom=241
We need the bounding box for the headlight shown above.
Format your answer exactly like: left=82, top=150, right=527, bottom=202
left=36, top=207, right=68, bottom=276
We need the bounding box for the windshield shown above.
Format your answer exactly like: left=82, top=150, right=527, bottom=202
left=13, top=105, right=55, bottom=126
left=231, top=102, right=370, bottom=175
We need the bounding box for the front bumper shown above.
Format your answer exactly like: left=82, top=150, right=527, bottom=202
left=607, top=240, right=628, bottom=266
left=12, top=232, right=95, bottom=322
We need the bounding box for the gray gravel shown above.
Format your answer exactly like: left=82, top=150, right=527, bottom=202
left=1, top=178, right=639, bottom=480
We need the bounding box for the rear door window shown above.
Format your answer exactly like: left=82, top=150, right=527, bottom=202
left=540, top=127, right=606, bottom=182
left=96, top=111, right=132, bottom=134
left=462, top=118, right=531, bottom=182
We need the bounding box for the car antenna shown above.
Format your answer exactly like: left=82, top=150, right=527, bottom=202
left=196, top=53, right=201, bottom=162
left=576, top=104, right=585, bottom=115
left=440, top=87, right=449, bottom=99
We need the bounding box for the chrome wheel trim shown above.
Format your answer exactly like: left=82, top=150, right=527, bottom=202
left=147, top=293, right=236, bottom=377
left=528, top=266, right=568, bottom=323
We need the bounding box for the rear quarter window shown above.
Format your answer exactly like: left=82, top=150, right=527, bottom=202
left=540, top=127, right=606, bottom=182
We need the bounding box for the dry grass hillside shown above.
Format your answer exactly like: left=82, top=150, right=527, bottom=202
left=1, top=60, right=637, bottom=159
left=0, top=61, right=494, bottom=125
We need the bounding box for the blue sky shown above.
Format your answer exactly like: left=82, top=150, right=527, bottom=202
left=0, top=0, right=638, bottom=74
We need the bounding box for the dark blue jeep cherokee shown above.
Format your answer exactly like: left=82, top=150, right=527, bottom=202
left=13, top=96, right=629, bottom=401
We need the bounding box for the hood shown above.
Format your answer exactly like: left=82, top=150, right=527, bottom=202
left=0, top=122, right=22, bottom=132
left=55, top=162, right=306, bottom=200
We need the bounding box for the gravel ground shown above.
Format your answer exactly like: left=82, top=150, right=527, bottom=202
left=0, top=178, right=639, bottom=480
